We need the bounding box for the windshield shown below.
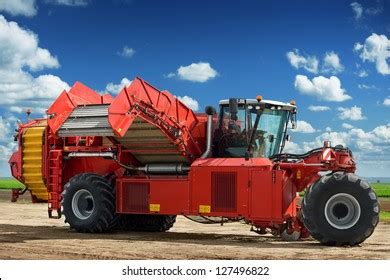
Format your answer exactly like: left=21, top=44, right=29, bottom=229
left=250, top=108, right=288, bottom=157
left=219, top=105, right=289, bottom=158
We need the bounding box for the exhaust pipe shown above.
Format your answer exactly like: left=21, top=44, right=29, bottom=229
left=201, top=106, right=216, bottom=159
left=67, top=152, right=190, bottom=175
left=136, top=163, right=190, bottom=175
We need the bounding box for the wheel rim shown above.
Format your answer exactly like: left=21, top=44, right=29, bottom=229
left=324, top=193, right=361, bottom=230
left=280, top=229, right=300, bottom=241
left=71, top=189, right=95, bottom=220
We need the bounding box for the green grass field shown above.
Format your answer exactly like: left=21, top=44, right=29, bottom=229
left=380, top=211, right=390, bottom=222
left=0, top=178, right=24, bottom=189
left=1, top=178, right=389, bottom=195
left=298, top=182, right=390, bottom=197
left=371, top=183, right=390, bottom=197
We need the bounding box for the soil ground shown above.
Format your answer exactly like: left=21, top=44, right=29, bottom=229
left=0, top=199, right=389, bottom=260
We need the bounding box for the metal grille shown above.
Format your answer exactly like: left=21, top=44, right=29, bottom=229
left=114, top=117, right=187, bottom=164
left=119, top=182, right=150, bottom=213
left=58, top=104, right=114, bottom=136
left=211, top=172, right=237, bottom=212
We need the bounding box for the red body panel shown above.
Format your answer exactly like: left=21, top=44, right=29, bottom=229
left=190, top=158, right=267, bottom=217
left=8, top=150, right=21, bottom=180
left=47, top=82, right=110, bottom=135
left=116, top=176, right=190, bottom=215
left=109, top=78, right=199, bottom=136
left=115, top=158, right=298, bottom=224
left=62, top=157, right=121, bottom=184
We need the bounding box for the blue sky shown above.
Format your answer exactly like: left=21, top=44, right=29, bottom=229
left=0, top=0, right=389, bottom=177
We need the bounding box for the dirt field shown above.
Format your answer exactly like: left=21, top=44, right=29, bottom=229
left=0, top=200, right=389, bottom=260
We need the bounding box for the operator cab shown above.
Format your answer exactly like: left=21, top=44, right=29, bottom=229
left=214, top=97, right=296, bottom=158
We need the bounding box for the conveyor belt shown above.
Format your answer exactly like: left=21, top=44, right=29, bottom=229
left=115, top=117, right=187, bottom=164
left=22, top=126, right=48, bottom=201
left=58, top=104, right=114, bottom=137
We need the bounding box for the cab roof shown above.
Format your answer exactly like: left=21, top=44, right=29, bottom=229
left=219, top=98, right=297, bottom=112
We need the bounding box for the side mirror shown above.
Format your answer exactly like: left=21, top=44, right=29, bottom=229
left=291, top=121, right=297, bottom=129
left=229, top=98, right=238, bottom=121
left=290, top=112, right=297, bottom=129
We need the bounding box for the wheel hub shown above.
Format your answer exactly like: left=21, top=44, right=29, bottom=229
left=71, top=189, right=95, bottom=220
left=324, top=193, right=361, bottom=230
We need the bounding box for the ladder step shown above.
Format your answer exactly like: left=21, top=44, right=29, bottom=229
left=24, top=174, right=42, bottom=178
left=23, top=157, right=42, bottom=161
left=23, top=164, right=42, bottom=168
left=23, top=141, right=43, bottom=145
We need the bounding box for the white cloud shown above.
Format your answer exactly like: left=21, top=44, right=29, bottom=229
left=354, top=43, right=363, bottom=52
left=0, top=0, right=37, bottom=17
left=0, top=15, right=59, bottom=71
left=355, top=63, right=368, bottom=77
left=9, top=106, right=24, bottom=114
left=351, top=2, right=363, bottom=20
left=118, top=46, right=135, bottom=58
left=0, top=116, right=17, bottom=176
left=44, top=0, right=88, bottom=6
left=286, top=49, right=319, bottom=73
left=358, top=84, right=378, bottom=90
left=177, top=96, right=199, bottom=111
left=322, top=51, right=344, bottom=73
left=306, top=127, right=384, bottom=152
left=350, top=1, right=382, bottom=21
left=357, top=69, right=368, bottom=77
left=283, top=123, right=390, bottom=176
left=0, top=142, right=16, bottom=161
left=0, top=117, right=11, bottom=142
left=342, top=123, right=354, bottom=129
left=104, top=77, right=132, bottom=95
left=0, top=16, right=69, bottom=111
left=287, top=49, right=345, bottom=74
left=171, top=62, right=218, bottom=83
left=283, top=141, right=304, bottom=154
left=164, top=72, right=176, bottom=78
left=0, top=71, right=69, bottom=105
left=354, top=33, right=390, bottom=75
left=365, top=6, right=382, bottom=16
left=317, top=131, right=349, bottom=147
left=308, top=105, right=330, bottom=112
left=337, top=106, right=366, bottom=121
left=384, top=97, right=390, bottom=106
left=372, top=124, right=390, bottom=140
left=294, top=75, right=351, bottom=102
left=292, top=120, right=317, bottom=133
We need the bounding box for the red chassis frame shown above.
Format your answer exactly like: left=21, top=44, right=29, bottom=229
left=115, top=147, right=356, bottom=230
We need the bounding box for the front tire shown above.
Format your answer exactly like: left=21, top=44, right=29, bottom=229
left=302, top=172, right=379, bottom=246
left=62, top=173, right=117, bottom=233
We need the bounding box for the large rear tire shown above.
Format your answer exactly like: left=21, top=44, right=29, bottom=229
left=119, top=214, right=176, bottom=232
left=62, top=173, right=117, bottom=233
left=302, top=172, right=379, bottom=246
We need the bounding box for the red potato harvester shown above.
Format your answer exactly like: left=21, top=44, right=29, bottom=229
left=9, top=77, right=379, bottom=246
